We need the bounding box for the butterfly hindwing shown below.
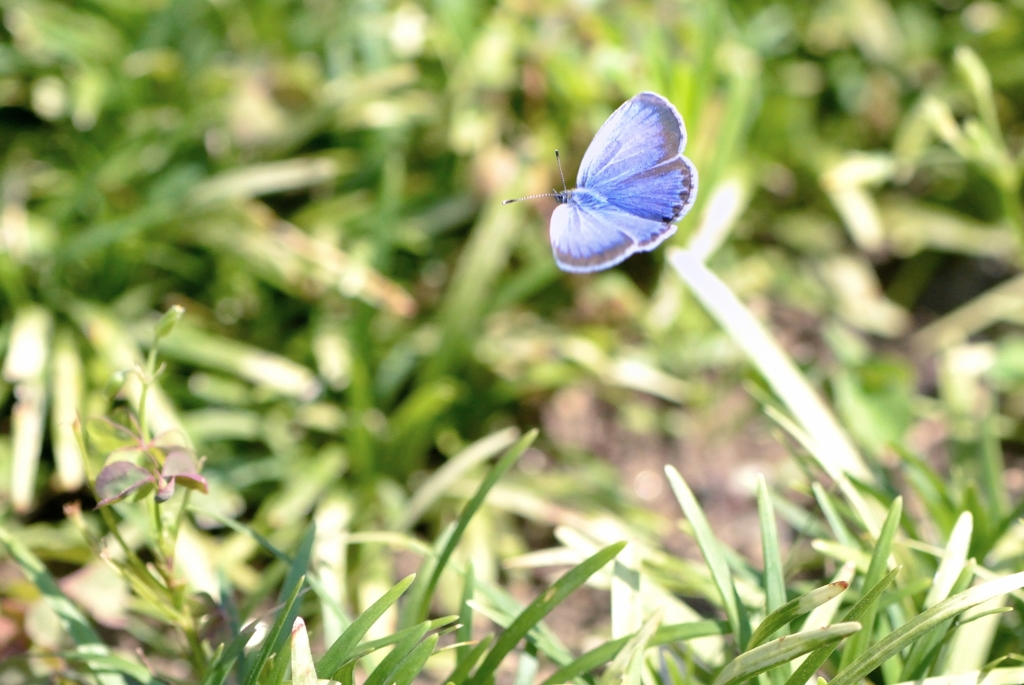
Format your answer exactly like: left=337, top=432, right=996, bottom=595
left=549, top=196, right=677, bottom=273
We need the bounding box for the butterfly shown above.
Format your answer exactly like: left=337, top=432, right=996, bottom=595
left=505, top=92, right=698, bottom=273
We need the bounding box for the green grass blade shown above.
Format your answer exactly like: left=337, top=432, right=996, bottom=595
left=467, top=542, right=626, bottom=685
left=0, top=525, right=128, bottom=685
left=445, top=634, right=493, bottom=685
left=362, top=622, right=431, bottom=685
left=597, top=611, right=662, bottom=685
left=830, top=572, right=1024, bottom=685
left=317, top=574, right=416, bottom=678
left=342, top=616, right=458, bottom=664
left=712, top=623, right=862, bottom=685
left=241, top=575, right=305, bottom=685
left=666, top=465, right=750, bottom=648
left=400, top=427, right=520, bottom=530
left=540, top=620, right=726, bottom=685
left=667, top=248, right=878, bottom=534
left=757, top=476, right=787, bottom=626
left=457, top=564, right=475, bottom=662
left=749, top=582, right=850, bottom=650
left=812, top=483, right=858, bottom=547
left=839, top=496, right=902, bottom=670
left=393, top=634, right=441, bottom=685
left=784, top=566, right=900, bottom=685
left=890, top=667, right=1024, bottom=685
left=406, top=429, right=537, bottom=625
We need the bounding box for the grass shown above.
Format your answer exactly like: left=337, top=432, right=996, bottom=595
left=2, top=0, right=1024, bottom=683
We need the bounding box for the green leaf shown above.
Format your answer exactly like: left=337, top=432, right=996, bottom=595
left=666, top=465, right=750, bottom=648
left=712, top=623, right=862, bottom=685
left=362, top=622, right=431, bottom=685
left=466, top=541, right=626, bottom=685
left=406, top=429, right=537, bottom=625
left=393, top=634, right=441, bottom=685
left=830, top=572, right=1024, bottom=685
left=445, top=634, right=493, bottom=685
left=0, top=525, right=128, bottom=685
left=540, top=621, right=726, bottom=685
left=839, top=496, right=902, bottom=670
left=241, top=574, right=305, bottom=685
left=757, top=476, right=787, bottom=638
left=749, top=581, right=850, bottom=650
left=784, top=566, right=900, bottom=685
left=317, top=574, right=416, bottom=679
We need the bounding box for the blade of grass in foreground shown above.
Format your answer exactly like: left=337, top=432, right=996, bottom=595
left=829, top=572, right=1024, bottom=685
left=666, top=465, right=749, bottom=649
left=466, top=542, right=627, bottom=685
left=757, top=476, right=787, bottom=631
left=0, top=525, right=129, bottom=685
left=748, top=581, right=850, bottom=650
left=405, top=429, right=537, bottom=625
left=667, top=248, right=879, bottom=535
left=241, top=575, right=305, bottom=685
left=839, top=497, right=902, bottom=671
left=317, top=574, right=416, bottom=679
left=784, top=566, right=901, bottom=685
left=540, top=620, right=727, bottom=685
left=712, top=623, right=862, bottom=685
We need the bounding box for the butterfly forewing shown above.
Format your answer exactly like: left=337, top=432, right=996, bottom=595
left=577, top=92, right=687, bottom=190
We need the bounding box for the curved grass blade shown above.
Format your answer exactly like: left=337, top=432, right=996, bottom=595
left=597, top=610, right=662, bottom=685
left=446, top=634, right=493, bottom=685
left=540, top=620, right=726, bottom=685
left=466, top=541, right=627, bottom=685
left=749, top=582, right=850, bottom=650
left=829, top=572, right=1024, bottom=685
left=241, top=575, right=305, bottom=685
left=758, top=476, right=786, bottom=618
left=317, top=574, right=416, bottom=678
left=839, top=496, right=902, bottom=671
left=784, top=566, right=900, bottom=685
left=362, top=622, right=431, bottom=685
left=393, top=634, right=441, bottom=685
left=406, top=429, right=537, bottom=625
left=666, top=465, right=749, bottom=648
left=712, top=623, right=862, bottom=685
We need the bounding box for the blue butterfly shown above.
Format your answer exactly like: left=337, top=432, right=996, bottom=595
left=505, top=92, right=698, bottom=273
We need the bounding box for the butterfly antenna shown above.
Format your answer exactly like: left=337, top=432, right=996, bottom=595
left=501, top=149, right=569, bottom=205
left=555, top=149, right=567, bottom=193
left=502, top=192, right=558, bottom=205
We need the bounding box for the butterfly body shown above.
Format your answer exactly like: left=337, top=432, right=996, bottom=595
left=520, top=92, right=698, bottom=273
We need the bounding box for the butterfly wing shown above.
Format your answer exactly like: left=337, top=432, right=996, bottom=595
left=549, top=194, right=677, bottom=273
left=577, top=92, right=698, bottom=224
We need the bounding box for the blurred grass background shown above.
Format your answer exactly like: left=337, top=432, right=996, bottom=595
left=2, top=0, right=1024, bottom=680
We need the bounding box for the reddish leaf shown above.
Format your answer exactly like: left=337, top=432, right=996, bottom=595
left=95, top=461, right=154, bottom=507
left=161, top=450, right=209, bottom=496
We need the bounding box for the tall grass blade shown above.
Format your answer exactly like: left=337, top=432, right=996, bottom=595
left=666, top=465, right=750, bottom=648
left=317, top=574, right=416, bottom=678
left=784, top=566, right=900, bottom=685
left=829, top=572, right=1024, bottom=685
left=466, top=542, right=626, bottom=685
left=839, top=497, right=902, bottom=670
left=667, top=248, right=878, bottom=534
left=712, top=623, right=862, bottom=685
left=241, top=575, right=305, bottom=685
left=748, top=582, right=850, bottom=650
left=540, top=621, right=727, bottom=685
left=406, top=429, right=537, bottom=625
left=0, top=525, right=128, bottom=685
